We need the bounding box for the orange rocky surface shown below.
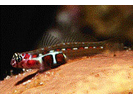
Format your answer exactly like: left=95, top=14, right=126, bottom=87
left=0, top=50, right=133, bottom=94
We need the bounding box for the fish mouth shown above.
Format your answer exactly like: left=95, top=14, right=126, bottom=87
left=10, top=59, right=17, bottom=67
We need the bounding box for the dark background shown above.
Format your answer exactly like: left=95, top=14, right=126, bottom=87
left=1, top=5, right=59, bottom=80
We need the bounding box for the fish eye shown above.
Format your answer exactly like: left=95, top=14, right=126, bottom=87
left=13, top=53, right=22, bottom=62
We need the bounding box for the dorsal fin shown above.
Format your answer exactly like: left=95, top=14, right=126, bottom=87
left=61, top=32, right=97, bottom=43
left=41, top=29, right=62, bottom=47
left=37, top=27, right=97, bottom=48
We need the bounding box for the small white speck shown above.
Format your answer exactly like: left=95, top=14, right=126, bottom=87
left=93, top=46, right=96, bottom=49
left=129, top=48, right=131, bottom=50
left=46, top=71, right=50, bottom=74
left=39, top=82, right=43, bottom=85
left=62, top=43, right=65, bottom=45
left=100, top=46, right=104, bottom=49
left=39, top=54, right=43, bottom=56
left=18, top=73, right=21, bottom=76
left=41, top=48, right=44, bottom=50
left=26, top=69, right=32, bottom=72
left=62, top=48, right=66, bottom=51
left=49, top=50, right=54, bottom=53
left=73, top=48, right=78, bottom=50
left=23, top=73, right=26, bottom=76
left=5, top=75, right=10, bottom=79
left=23, top=80, right=31, bottom=85
left=51, top=72, right=54, bottom=75
left=15, top=75, right=18, bottom=79
left=22, top=68, right=26, bottom=71
left=14, top=90, right=17, bottom=93
left=84, top=47, right=88, bottom=49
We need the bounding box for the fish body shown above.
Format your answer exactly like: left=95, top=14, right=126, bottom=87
left=10, top=41, right=106, bottom=71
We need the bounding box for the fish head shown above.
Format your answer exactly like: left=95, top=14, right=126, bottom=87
left=10, top=53, right=22, bottom=68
